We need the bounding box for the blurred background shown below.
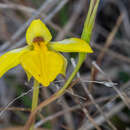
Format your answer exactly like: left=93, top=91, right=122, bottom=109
left=0, top=0, right=130, bottom=130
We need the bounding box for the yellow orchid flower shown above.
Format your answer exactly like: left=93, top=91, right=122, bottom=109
left=0, top=19, right=93, bottom=87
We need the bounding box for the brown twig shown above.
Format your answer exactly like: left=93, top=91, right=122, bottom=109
left=0, top=107, right=31, bottom=112
left=24, top=78, right=79, bottom=130
left=89, top=14, right=123, bottom=90
left=92, top=61, right=130, bottom=108
left=35, top=96, right=113, bottom=128
left=0, top=0, right=60, bottom=51
left=56, top=0, right=86, bottom=40
left=70, top=59, right=117, bottom=130
left=81, top=102, right=125, bottom=130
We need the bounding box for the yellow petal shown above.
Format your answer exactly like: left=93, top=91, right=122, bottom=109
left=21, top=51, right=41, bottom=83
left=21, top=49, right=66, bottom=87
left=44, top=51, right=67, bottom=85
left=0, top=46, right=30, bottom=78
left=48, top=38, right=93, bottom=53
left=26, top=19, right=52, bottom=45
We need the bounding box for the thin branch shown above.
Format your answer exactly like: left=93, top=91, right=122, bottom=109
left=0, top=0, right=59, bottom=51
left=83, top=103, right=125, bottom=130
left=90, top=14, right=123, bottom=89
left=71, top=59, right=117, bottom=130
left=35, top=96, right=112, bottom=128
left=92, top=61, right=130, bottom=108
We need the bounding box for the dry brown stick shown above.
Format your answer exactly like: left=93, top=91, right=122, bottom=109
left=92, top=61, right=130, bottom=109
left=81, top=108, right=102, bottom=130
left=37, top=112, right=45, bottom=121
left=89, top=14, right=123, bottom=90
left=85, top=79, right=130, bottom=120
left=97, top=14, right=123, bottom=64
left=93, top=43, right=130, bottom=64
left=56, top=0, right=86, bottom=40
left=81, top=102, right=125, bottom=130
left=54, top=83, right=75, bottom=130
left=70, top=58, right=102, bottom=130
left=0, top=3, right=35, bottom=13
left=94, top=82, right=130, bottom=117
left=36, top=79, right=130, bottom=128
left=70, top=60, right=117, bottom=130
left=35, top=74, right=130, bottom=128
left=35, top=96, right=112, bottom=128
left=40, top=88, right=56, bottom=129
left=72, top=85, right=101, bottom=129
left=24, top=78, right=79, bottom=130
left=79, top=82, right=117, bottom=130
left=92, top=81, right=130, bottom=117
left=94, top=81, right=130, bottom=118
left=2, top=0, right=26, bottom=26
left=0, top=127, right=46, bottom=130
left=0, top=107, right=31, bottom=112
left=73, top=92, right=102, bottom=130
left=0, top=14, right=10, bottom=40
left=0, top=0, right=59, bottom=51
left=0, top=2, right=74, bottom=43
left=60, top=97, right=75, bottom=130
left=24, top=93, right=60, bottom=130
left=61, top=125, right=71, bottom=130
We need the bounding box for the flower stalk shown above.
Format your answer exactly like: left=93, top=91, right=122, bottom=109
left=30, top=80, right=39, bottom=130
left=57, top=0, right=100, bottom=96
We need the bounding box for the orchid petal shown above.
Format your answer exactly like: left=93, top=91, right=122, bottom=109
left=26, top=19, right=52, bottom=45
left=48, top=38, right=93, bottom=53
left=0, top=46, right=30, bottom=77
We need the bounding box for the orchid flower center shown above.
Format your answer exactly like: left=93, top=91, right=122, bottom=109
left=32, top=36, right=48, bottom=51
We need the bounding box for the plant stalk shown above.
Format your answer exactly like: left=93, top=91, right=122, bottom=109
left=30, top=80, right=39, bottom=130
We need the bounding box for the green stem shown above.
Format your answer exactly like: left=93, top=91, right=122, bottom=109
left=57, top=53, right=84, bottom=95
left=57, top=0, right=100, bottom=96
left=30, top=80, right=39, bottom=130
